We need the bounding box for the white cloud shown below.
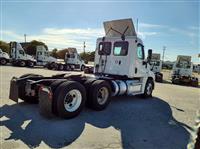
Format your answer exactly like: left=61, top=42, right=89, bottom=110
left=139, top=23, right=167, bottom=29
left=169, top=28, right=198, bottom=38
left=138, top=31, right=158, bottom=39
left=2, top=28, right=105, bottom=52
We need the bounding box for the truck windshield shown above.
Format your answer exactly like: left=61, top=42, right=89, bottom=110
left=150, top=61, right=160, bottom=66
left=98, top=42, right=111, bottom=55
left=176, top=63, right=191, bottom=69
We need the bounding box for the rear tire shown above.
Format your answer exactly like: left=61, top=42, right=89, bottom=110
left=191, top=78, right=198, bottom=87
left=142, top=79, right=154, bottom=98
left=19, top=60, right=26, bottom=67
left=59, top=64, right=64, bottom=71
left=87, top=80, right=111, bottom=111
left=0, top=58, right=7, bottom=65
left=172, top=78, right=180, bottom=84
left=27, top=61, right=34, bottom=67
left=50, top=80, right=65, bottom=115
left=55, top=81, right=86, bottom=119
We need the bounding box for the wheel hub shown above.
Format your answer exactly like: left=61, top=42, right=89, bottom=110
left=97, top=87, right=109, bottom=105
left=64, top=89, right=82, bottom=112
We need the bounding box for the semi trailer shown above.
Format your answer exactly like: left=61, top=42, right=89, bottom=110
left=171, top=55, right=198, bottom=87
left=9, top=18, right=155, bottom=119
left=0, top=48, right=10, bottom=65
left=150, top=53, right=163, bottom=82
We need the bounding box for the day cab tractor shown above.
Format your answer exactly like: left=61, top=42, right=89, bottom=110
left=10, top=42, right=36, bottom=67
left=0, top=48, right=10, bottom=65
left=35, top=45, right=60, bottom=69
left=45, top=48, right=86, bottom=71
left=150, top=53, right=163, bottom=82
left=64, top=48, right=86, bottom=71
left=9, top=18, right=155, bottom=119
left=171, top=55, right=198, bottom=87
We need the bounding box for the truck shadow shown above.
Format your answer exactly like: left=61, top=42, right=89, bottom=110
left=0, top=97, right=191, bottom=149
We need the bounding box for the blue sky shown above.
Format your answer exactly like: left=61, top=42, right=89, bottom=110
left=1, top=0, right=199, bottom=62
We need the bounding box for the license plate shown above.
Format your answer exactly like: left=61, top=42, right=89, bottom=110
left=9, top=79, right=19, bottom=102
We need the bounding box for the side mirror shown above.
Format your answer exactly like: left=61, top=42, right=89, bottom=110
left=147, top=49, right=152, bottom=62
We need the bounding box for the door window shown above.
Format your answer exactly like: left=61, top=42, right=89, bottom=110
left=137, top=44, right=144, bottom=59
left=98, top=42, right=111, bottom=55
left=19, top=50, right=25, bottom=55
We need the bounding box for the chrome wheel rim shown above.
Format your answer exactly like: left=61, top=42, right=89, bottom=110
left=64, top=89, right=82, bottom=112
left=97, top=87, right=109, bottom=105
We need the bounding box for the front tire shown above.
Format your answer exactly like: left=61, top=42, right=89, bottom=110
left=87, top=80, right=111, bottom=111
left=0, top=58, right=7, bottom=65
left=81, top=65, right=85, bottom=71
left=142, top=79, right=154, bottom=98
left=55, top=81, right=86, bottom=119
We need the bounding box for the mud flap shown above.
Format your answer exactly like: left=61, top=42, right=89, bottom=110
left=9, top=78, right=19, bottom=102
left=38, top=87, right=54, bottom=118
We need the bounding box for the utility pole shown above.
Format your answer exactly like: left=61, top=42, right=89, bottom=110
left=83, top=41, right=86, bottom=54
left=162, top=46, right=166, bottom=62
left=24, top=34, right=27, bottom=43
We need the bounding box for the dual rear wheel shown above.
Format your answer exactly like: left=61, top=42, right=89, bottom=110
left=52, top=80, right=111, bottom=119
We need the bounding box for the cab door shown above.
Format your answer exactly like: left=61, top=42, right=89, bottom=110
left=135, top=43, right=148, bottom=77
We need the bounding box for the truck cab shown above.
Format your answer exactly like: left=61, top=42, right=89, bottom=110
left=94, top=18, right=155, bottom=95
left=36, top=45, right=57, bottom=66
left=65, top=49, right=85, bottom=71
left=171, top=55, right=198, bottom=86
left=0, top=48, right=10, bottom=65
left=150, top=53, right=163, bottom=82
left=10, top=42, right=36, bottom=67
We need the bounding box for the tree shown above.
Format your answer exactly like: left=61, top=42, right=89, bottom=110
left=23, top=40, right=48, bottom=55
left=0, top=41, right=10, bottom=54
left=80, top=51, right=95, bottom=62
left=50, top=48, right=58, bottom=58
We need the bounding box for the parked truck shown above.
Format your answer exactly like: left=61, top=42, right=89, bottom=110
left=10, top=42, right=37, bottom=67
left=9, top=18, right=155, bottom=119
left=64, top=48, right=86, bottom=71
left=0, top=48, right=10, bottom=65
left=171, top=55, right=198, bottom=87
left=150, top=53, right=163, bottom=82
left=45, top=48, right=86, bottom=71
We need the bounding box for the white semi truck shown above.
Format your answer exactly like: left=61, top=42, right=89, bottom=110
left=171, top=55, right=198, bottom=87
left=9, top=18, right=155, bottom=119
left=9, top=42, right=85, bottom=71
left=150, top=53, right=163, bottom=82
left=64, top=48, right=86, bottom=71
left=10, top=42, right=37, bottom=67
left=0, top=48, right=10, bottom=65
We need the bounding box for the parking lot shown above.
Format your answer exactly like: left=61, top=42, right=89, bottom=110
left=0, top=66, right=199, bottom=149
